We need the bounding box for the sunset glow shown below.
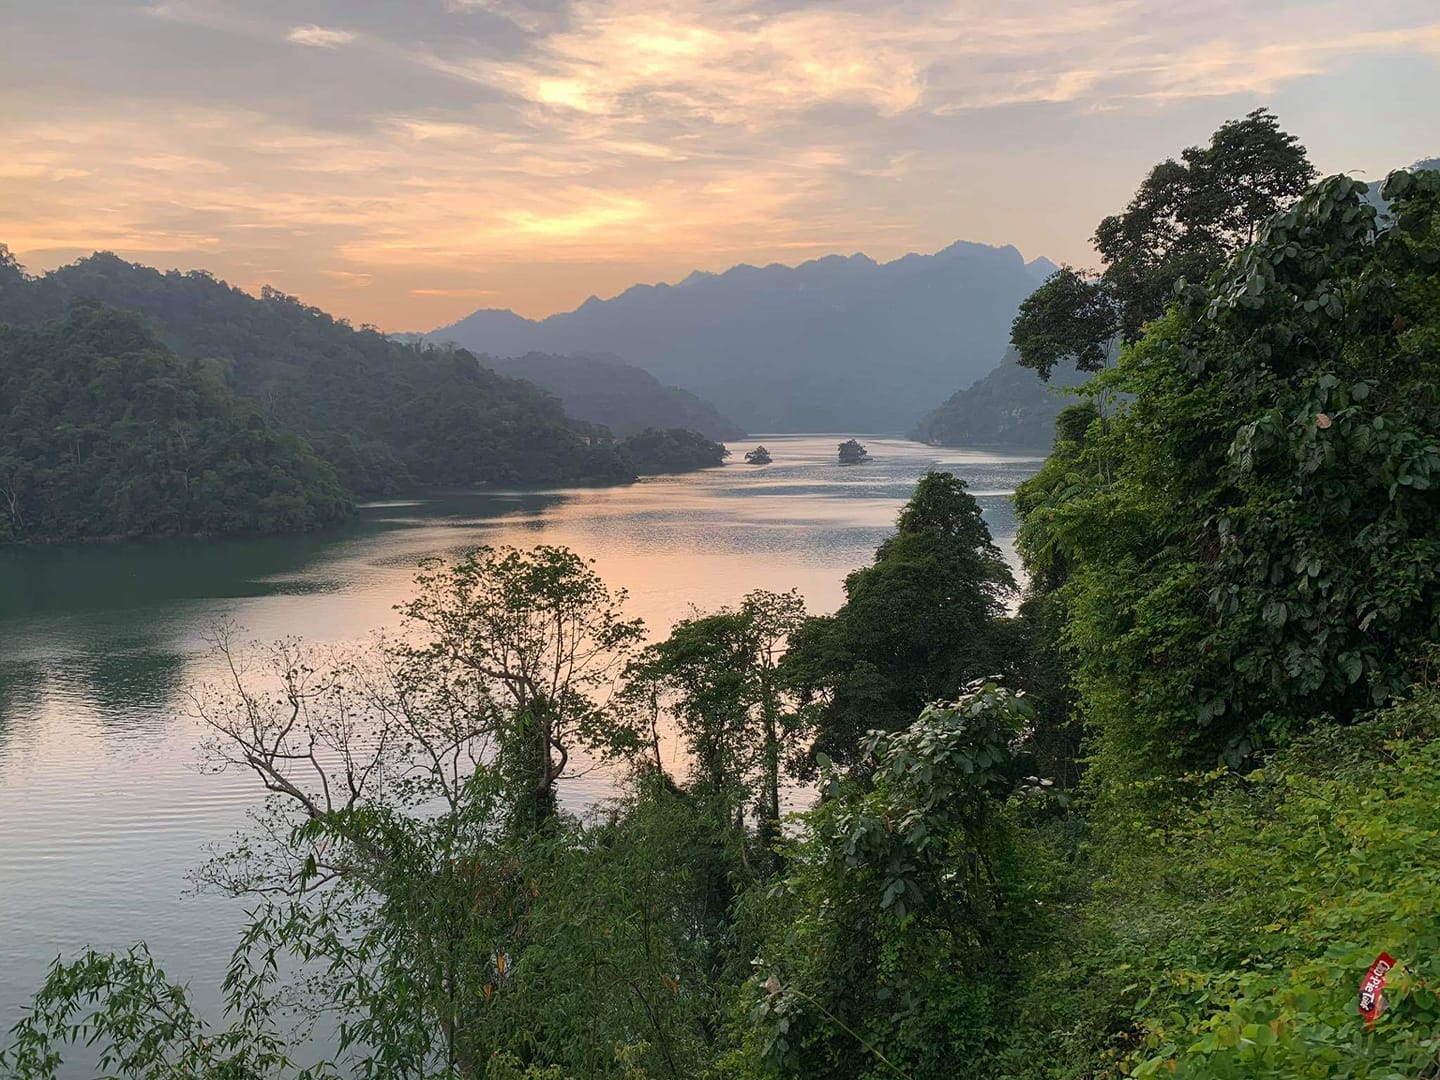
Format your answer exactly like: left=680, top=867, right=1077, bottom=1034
left=3, top=0, right=1437, bottom=327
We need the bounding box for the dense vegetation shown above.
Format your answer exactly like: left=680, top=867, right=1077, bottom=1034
left=0, top=251, right=735, bottom=542
left=473, top=352, right=744, bottom=442
left=616, top=427, right=729, bottom=474
left=0, top=252, right=644, bottom=497
left=6, top=124, right=1440, bottom=1080
left=909, top=349, right=1088, bottom=450
left=0, top=306, right=350, bottom=541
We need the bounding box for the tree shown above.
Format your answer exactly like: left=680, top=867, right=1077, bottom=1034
left=1014, top=108, right=1315, bottom=379
left=1029, top=168, right=1440, bottom=779
left=625, top=590, right=807, bottom=852
left=1009, top=266, right=1119, bottom=380
left=837, top=439, right=869, bottom=465
left=785, top=471, right=1016, bottom=765
left=399, top=546, right=646, bottom=830
left=744, top=446, right=772, bottom=465
left=745, top=681, right=1035, bottom=1078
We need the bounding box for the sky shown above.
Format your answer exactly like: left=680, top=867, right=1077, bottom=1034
left=2, top=1, right=1437, bottom=329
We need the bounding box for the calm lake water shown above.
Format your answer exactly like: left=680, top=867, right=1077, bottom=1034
left=0, top=434, right=1040, bottom=1044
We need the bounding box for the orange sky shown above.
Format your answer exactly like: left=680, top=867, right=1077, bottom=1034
left=3, top=0, right=1437, bottom=328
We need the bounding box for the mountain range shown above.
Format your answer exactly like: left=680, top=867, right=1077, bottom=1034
left=435, top=242, right=1056, bottom=433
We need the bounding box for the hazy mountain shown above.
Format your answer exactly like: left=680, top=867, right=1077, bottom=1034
left=436, top=242, right=1056, bottom=433
left=910, top=350, right=1090, bottom=451
left=461, top=351, right=744, bottom=441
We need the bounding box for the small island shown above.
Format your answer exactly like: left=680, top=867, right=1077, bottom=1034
left=744, top=445, right=772, bottom=465
left=837, top=438, right=870, bottom=465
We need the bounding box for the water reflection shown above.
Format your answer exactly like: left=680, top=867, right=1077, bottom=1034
left=75, top=649, right=188, bottom=731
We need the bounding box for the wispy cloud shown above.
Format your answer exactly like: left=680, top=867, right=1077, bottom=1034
left=2, top=0, right=1437, bottom=327
left=286, top=24, right=356, bottom=48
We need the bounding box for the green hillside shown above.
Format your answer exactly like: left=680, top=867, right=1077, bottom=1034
left=0, top=305, right=351, bottom=541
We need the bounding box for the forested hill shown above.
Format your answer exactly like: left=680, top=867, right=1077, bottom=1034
left=910, top=349, right=1090, bottom=450
left=470, top=351, right=745, bottom=441
left=435, top=243, right=1056, bottom=433
left=0, top=306, right=351, bottom=541
left=0, top=252, right=647, bottom=498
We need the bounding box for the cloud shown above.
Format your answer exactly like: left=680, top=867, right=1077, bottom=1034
left=444, top=0, right=569, bottom=34
left=415, top=0, right=1440, bottom=122
left=3, top=0, right=1438, bottom=328
left=286, top=24, right=357, bottom=49
left=410, top=287, right=504, bottom=298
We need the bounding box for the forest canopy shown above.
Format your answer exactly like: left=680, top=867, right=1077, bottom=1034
left=0, top=306, right=351, bottom=541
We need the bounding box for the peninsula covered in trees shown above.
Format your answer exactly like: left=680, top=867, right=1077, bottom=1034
left=0, top=250, right=728, bottom=543
left=6, top=116, right=1440, bottom=1080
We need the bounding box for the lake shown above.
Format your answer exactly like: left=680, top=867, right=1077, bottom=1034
left=0, top=434, right=1040, bottom=1042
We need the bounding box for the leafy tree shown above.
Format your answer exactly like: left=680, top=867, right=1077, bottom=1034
left=785, top=471, right=1016, bottom=766
left=743, top=446, right=772, bottom=465
left=836, top=439, right=869, bottom=465
left=1009, top=267, right=1120, bottom=380
left=1013, top=108, right=1315, bottom=379
left=1, top=942, right=327, bottom=1079
left=1028, top=168, right=1440, bottom=778
left=624, top=590, right=807, bottom=852
left=0, top=305, right=351, bottom=541
left=744, top=680, right=1035, bottom=1078
left=399, top=546, right=647, bottom=830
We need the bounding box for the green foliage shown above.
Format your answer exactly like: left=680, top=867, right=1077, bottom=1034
left=1021, top=170, right=1440, bottom=779
left=785, top=471, right=1016, bottom=766
left=399, top=545, right=647, bottom=830
left=997, top=687, right=1440, bottom=1080
left=0, top=305, right=351, bottom=541
left=0, top=251, right=651, bottom=499
left=0, top=941, right=327, bottom=1079
left=1094, top=107, right=1316, bottom=343
left=837, top=439, right=869, bottom=465
left=1011, top=267, right=1118, bottom=380
left=625, top=590, right=807, bottom=850
left=1012, top=109, right=1314, bottom=379
left=617, top=427, right=730, bottom=474
left=744, top=680, right=1035, bottom=1078
left=744, top=446, right=772, bottom=465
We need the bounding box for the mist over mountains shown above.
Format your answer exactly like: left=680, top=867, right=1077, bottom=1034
left=436, top=242, right=1056, bottom=433
left=472, top=352, right=745, bottom=442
